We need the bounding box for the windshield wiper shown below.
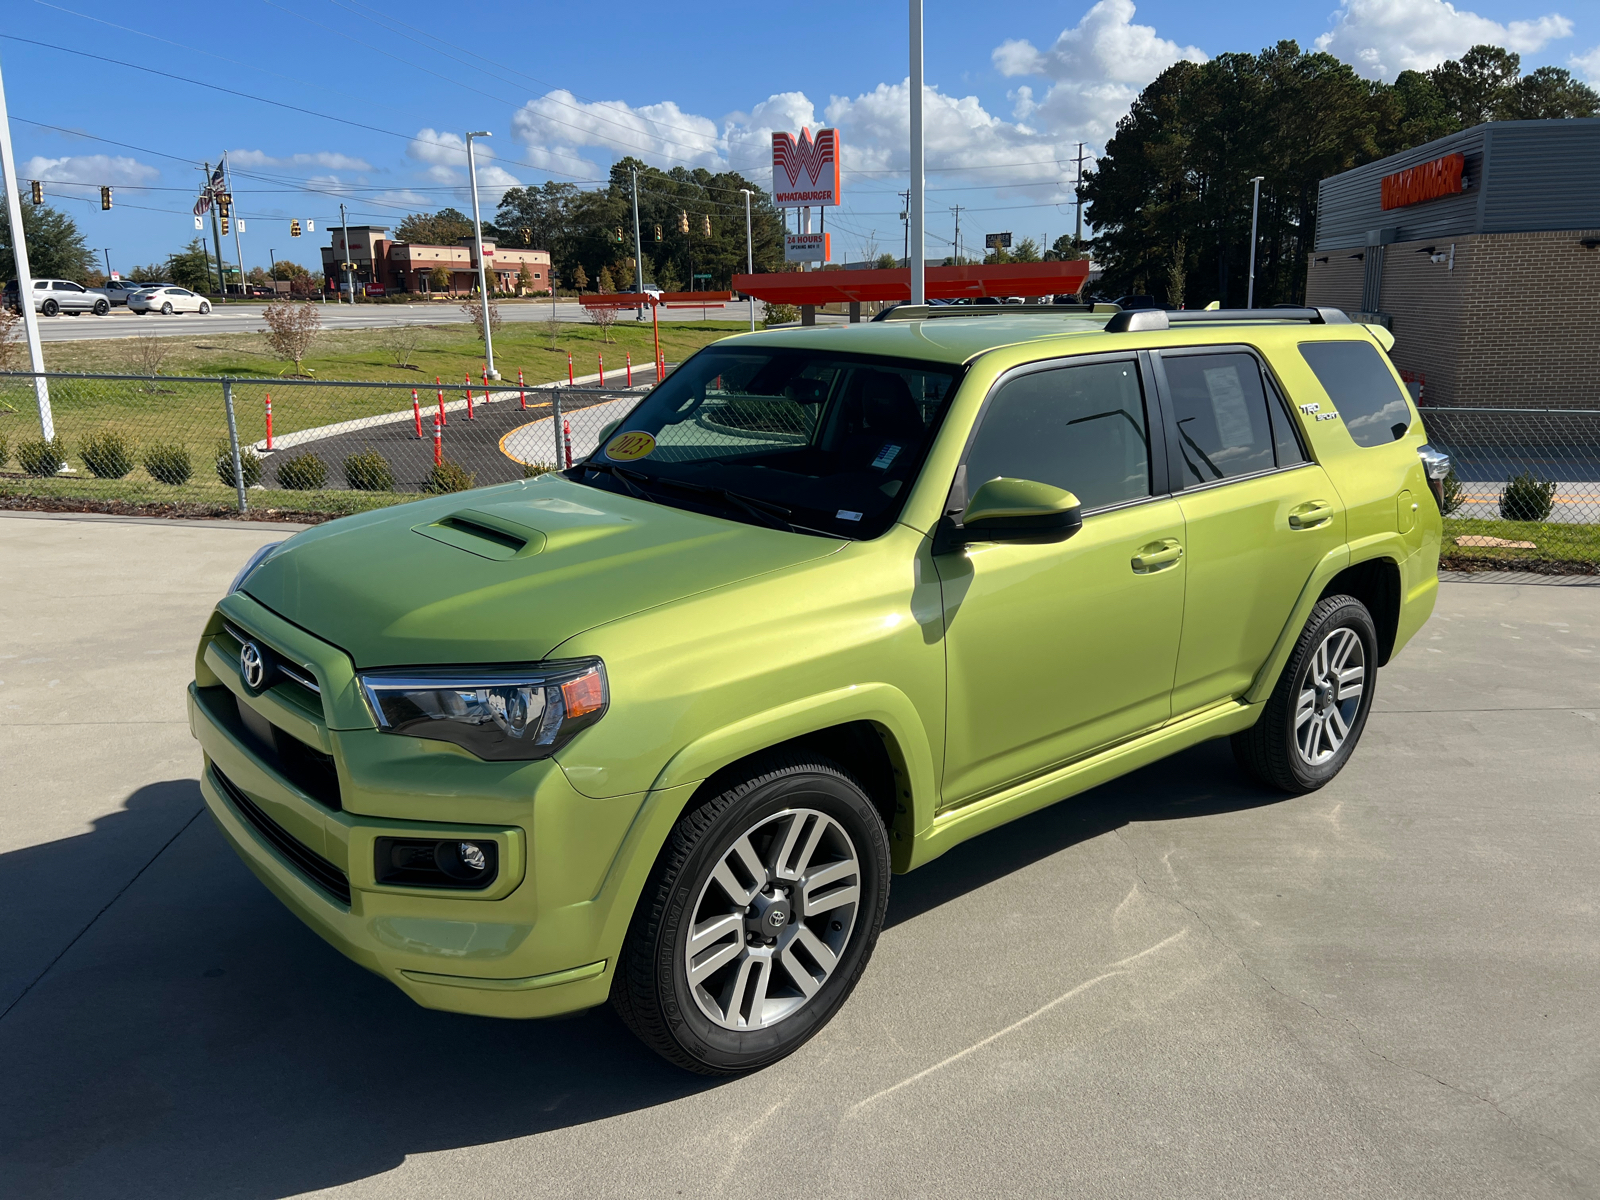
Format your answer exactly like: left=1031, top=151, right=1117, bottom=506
left=577, top=460, right=657, bottom=502
left=578, top=461, right=846, bottom=538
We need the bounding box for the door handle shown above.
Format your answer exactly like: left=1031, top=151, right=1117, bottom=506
left=1288, top=501, right=1334, bottom=530
left=1131, top=539, right=1183, bottom=573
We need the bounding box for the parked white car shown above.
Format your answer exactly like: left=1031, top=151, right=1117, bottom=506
left=128, top=286, right=211, bottom=315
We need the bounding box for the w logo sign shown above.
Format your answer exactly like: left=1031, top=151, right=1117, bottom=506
left=771, top=128, right=841, bottom=208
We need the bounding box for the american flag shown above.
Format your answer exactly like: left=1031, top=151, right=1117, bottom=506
left=192, top=159, right=227, bottom=216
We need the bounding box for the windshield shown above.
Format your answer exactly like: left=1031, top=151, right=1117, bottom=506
left=569, top=345, right=962, bottom=538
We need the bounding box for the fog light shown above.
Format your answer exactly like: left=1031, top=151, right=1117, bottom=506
left=375, top=836, right=499, bottom=889
left=434, top=839, right=490, bottom=881
left=458, top=842, right=487, bottom=871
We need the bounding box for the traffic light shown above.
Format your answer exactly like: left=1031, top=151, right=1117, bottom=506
left=220, top=214, right=230, bottom=236
left=290, top=219, right=302, bottom=237
left=653, top=223, right=662, bottom=242
left=678, top=210, right=689, bottom=235
left=30, top=180, right=42, bottom=205
left=702, top=214, right=711, bottom=237
left=218, top=193, right=232, bottom=216
left=101, top=186, right=113, bottom=211
left=614, top=226, right=624, bottom=243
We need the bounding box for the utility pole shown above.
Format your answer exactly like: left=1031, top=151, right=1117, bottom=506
left=464, top=131, right=498, bottom=377
left=908, top=0, right=925, bottom=306
left=1074, top=142, right=1088, bottom=247
left=225, top=154, right=246, bottom=296
left=949, top=205, right=962, bottom=265
left=630, top=166, right=645, bottom=320
left=739, top=188, right=755, bottom=331
left=1247, top=175, right=1264, bottom=308
left=202, top=162, right=227, bottom=299
left=0, top=45, right=52, bottom=440
left=98, top=248, right=112, bottom=277
left=339, top=201, right=354, bottom=305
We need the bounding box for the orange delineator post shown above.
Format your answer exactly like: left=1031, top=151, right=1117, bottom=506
left=598, top=352, right=605, bottom=387
left=436, top=377, right=446, bottom=426
left=482, top=365, right=489, bottom=401
left=433, top=414, right=442, bottom=466
left=465, top=371, right=474, bottom=420
left=626, top=352, right=632, bottom=387
left=567, top=352, right=574, bottom=385
left=265, top=394, right=273, bottom=450
left=563, top=419, right=573, bottom=468
left=411, top=389, right=422, bottom=438
left=518, top=368, right=526, bottom=409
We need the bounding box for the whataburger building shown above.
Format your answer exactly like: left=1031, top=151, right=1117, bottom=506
left=1305, top=118, right=1600, bottom=407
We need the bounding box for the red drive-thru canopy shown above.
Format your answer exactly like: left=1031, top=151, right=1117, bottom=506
left=730, top=260, right=1092, bottom=305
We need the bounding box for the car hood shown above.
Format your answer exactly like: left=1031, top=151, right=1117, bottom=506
left=243, top=474, right=845, bottom=668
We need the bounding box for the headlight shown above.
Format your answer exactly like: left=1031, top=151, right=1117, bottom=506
left=359, top=659, right=608, bottom=761
left=227, top=541, right=285, bottom=595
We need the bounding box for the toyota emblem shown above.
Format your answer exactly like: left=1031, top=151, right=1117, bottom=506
left=240, top=641, right=266, bottom=690
left=768, top=909, right=786, bottom=928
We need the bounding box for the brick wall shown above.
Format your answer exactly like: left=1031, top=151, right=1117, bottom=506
left=1304, top=251, right=1364, bottom=312
left=1456, top=230, right=1600, bottom=410
left=1375, top=237, right=1474, bottom=405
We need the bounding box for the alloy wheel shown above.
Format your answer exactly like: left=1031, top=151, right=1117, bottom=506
left=1295, top=627, right=1365, bottom=766
left=685, top=808, right=861, bottom=1031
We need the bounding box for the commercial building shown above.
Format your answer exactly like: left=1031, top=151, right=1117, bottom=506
left=320, top=226, right=552, bottom=297
left=1305, top=119, right=1600, bottom=407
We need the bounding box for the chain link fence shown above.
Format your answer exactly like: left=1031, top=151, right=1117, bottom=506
left=1418, top=407, right=1600, bottom=524
left=0, top=371, right=651, bottom=511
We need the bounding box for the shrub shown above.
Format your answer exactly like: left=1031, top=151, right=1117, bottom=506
left=426, top=459, right=476, bottom=493
left=18, top=436, right=67, bottom=477
left=81, top=430, right=136, bottom=479
left=0, top=432, right=10, bottom=469
left=344, top=448, right=395, bottom=491
left=275, top=452, right=328, bottom=491
left=215, top=440, right=263, bottom=488
left=761, top=302, right=799, bottom=328
left=522, top=461, right=557, bottom=478
left=1500, top=470, right=1555, bottom=522
left=142, top=442, right=193, bottom=485
left=1439, top=468, right=1464, bottom=516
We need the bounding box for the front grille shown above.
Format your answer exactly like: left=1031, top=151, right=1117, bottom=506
left=212, top=765, right=351, bottom=906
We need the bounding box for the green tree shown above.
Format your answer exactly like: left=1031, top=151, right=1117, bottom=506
left=874, top=252, right=899, bottom=270
left=0, top=201, right=95, bottom=282
left=571, top=263, right=589, bottom=291
left=394, top=207, right=474, bottom=245
left=167, top=238, right=216, bottom=292
left=1044, top=234, right=1084, bottom=261
left=1497, top=65, right=1598, bottom=119
left=428, top=264, right=451, bottom=292
left=269, top=259, right=310, bottom=281
left=1427, top=44, right=1522, bottom=127
left=1010, top=237, right=1041, bottom=263
left=127, top=263, right=168, bottom=283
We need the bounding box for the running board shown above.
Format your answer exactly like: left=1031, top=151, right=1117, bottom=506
left=907, top=698, right=1262, bottom=870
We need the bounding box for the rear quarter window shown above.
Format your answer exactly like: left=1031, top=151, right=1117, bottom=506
left=1297, top=341, right=1413, bottom=448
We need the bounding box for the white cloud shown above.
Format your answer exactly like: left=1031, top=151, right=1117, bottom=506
left=229, top=150, right=372, bottom=171
left=511, top=92, right=723, bottom=177
left=1315, top=0, right=1574, bottom=80
left=20, top=154, right=159, bottom=191
left=407, top=129, right=521, bottom=201
left=1572, top=44, right=1600, bottom=80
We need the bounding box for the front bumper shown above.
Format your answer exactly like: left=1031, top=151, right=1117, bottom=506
left=188, top=596, right=658, bottom=1019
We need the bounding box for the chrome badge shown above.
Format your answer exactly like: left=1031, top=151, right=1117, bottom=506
left=240, top=641, right=267, bottom=690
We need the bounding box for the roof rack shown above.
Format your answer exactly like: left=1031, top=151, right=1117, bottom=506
left=1104, top=306, right=1350, bottom=332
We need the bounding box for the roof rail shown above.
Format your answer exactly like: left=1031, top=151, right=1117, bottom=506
left=1104, top=306, right=1351, bottom=333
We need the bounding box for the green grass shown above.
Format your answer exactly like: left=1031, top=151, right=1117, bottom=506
left=1442, top=516, right=1600, bottom=571
left=0, top=472, right=418, bottom=520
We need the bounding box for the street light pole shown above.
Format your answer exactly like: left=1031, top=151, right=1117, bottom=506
left=1246, top=175, right=1264, bottom=308
left=465, top=130, right=499, bottom=378
left=739, top=188, right=755, bottom=331
left=0, top=45, right=52, bottom=440
left=631, top=166, right=646, bottom=321
left=908, top=0, right=925, bottom=306
left=339, top=201, right=354, bottom=305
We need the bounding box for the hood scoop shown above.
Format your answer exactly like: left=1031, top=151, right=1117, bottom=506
left=413, top=510, right=548, bottom=560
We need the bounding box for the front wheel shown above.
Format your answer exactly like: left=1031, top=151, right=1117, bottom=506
left=612, top=756, right=891, bottom=1075
left=198, top=302, right=210, bottom=314
left=93, top=299, right=110, bottom=315
left=1232, top=595, right=1378, bottom=794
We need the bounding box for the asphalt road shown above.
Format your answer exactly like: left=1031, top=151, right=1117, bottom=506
left=30, top=297, right=763, bottom=342
left=2, top=512, right=1597, bottom=1199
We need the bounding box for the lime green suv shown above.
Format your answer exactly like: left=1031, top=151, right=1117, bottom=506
left=189, top=305, right=1446, bottom=1074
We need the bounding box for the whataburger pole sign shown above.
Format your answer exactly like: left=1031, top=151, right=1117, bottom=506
left=772, top=128, right=841, bottom=208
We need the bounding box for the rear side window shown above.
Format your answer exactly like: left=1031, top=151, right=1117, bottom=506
left=965, top=359, right=1151, bottom=512
left=1161, top=352, right=1277, bottom=484
left=1298, top=341, right=1412, bottom=447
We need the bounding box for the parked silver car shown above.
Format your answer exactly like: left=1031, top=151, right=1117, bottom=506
left=90, top=280, right=150, bottom=308
left=2, top=278, right=109, bottom=316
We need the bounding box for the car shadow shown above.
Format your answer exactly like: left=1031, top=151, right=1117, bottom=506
left=0, top=740, right=1286, bottom=1199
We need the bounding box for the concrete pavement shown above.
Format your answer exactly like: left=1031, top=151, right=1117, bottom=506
left=1, top=511, right=1597, bottom=1199
left=30, top=298, right=760, bottom=343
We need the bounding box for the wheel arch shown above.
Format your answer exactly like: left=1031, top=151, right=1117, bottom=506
left=1318, top=556, right=1402, bottom=666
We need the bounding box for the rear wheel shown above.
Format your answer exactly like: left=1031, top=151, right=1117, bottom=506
left=161, top=302, right=173, bottom=315
left=612, top=755, right=890, bottom=1075
left=1232, top=595, right=1377, bottom=794
left=41, top=299, right=58, bottom=317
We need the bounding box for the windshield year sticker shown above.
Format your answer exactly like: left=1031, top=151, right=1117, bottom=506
left=605, top=431, right=657, bottom=461
left=871, top=443, right=902, bottom=470
left=836, top=510, right=863, bottom=522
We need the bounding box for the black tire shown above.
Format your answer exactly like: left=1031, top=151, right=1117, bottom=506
left=199, top=302, right=210, bottom=314
left=1232, top=594, right=1378, bottom=794
left=612, top=755, right=891, bottom=1075
left=93, top=299, right=109, bottom=315
left=161, top=302, right=173, bottom=315
left=41, top=299, right=58, bottom=317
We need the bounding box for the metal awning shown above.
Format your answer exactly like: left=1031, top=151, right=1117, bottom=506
left=730, top=260, right=1091, bottom=305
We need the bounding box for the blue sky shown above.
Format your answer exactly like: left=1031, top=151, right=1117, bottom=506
left=5, top=0, right=1597, bottom=274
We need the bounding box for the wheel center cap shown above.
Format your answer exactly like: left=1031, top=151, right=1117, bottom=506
left=1315, top=682, right=1333, bottom=713
left=747, top=890, right=792, bottom=940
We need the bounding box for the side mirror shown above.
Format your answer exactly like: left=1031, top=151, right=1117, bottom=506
left=955, top=477, right=1083, bottom=545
